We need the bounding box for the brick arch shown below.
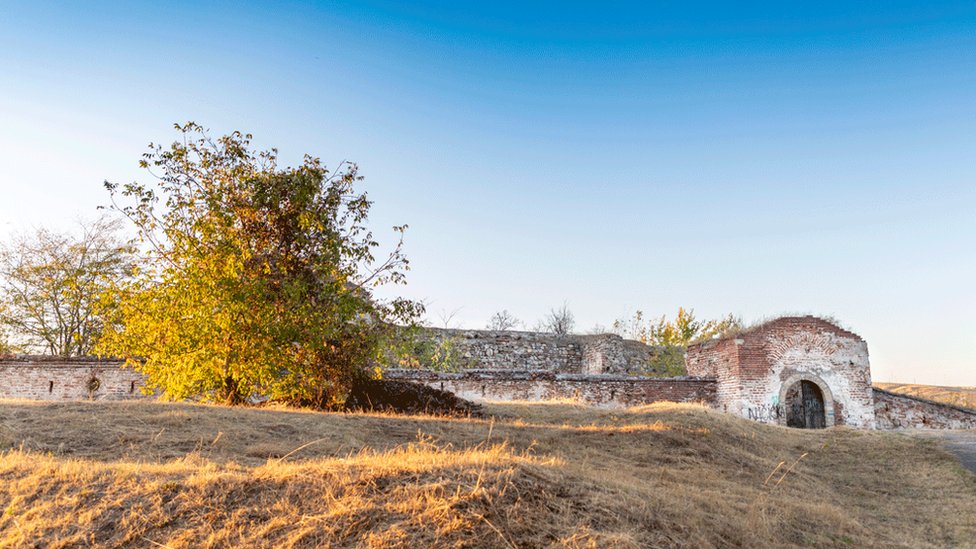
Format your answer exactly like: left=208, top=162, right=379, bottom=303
left=778, top=372, right=836, bottom=428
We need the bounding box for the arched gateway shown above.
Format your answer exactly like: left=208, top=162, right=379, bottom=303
left=778, top=373, right=836, bottom=428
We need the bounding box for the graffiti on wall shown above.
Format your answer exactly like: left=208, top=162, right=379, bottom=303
left=745, top=395, right=784, bottom=423
left=746, top=403, right=784, bottom=422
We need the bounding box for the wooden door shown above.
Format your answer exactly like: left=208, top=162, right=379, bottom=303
left=785, top=380, right=826, bottom=429
left=801, top=381, right=826, bottom=429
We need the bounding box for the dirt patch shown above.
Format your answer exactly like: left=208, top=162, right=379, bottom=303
left=907, top=430, right=976, bottom=475
left=343, top=378, right=483, bottom=417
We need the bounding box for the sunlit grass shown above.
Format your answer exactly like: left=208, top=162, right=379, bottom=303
left=0, top=399, right=973, bottom=547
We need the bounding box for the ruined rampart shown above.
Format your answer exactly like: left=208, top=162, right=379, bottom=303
left=385, top=369, right=716, bottom=409
left=873, top=388, right=976, bottom=430
left=2, top=351, right=974, bottom=432
left=427, top=328, right=671, bottom=375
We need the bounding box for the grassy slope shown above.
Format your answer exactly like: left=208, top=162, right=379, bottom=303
left=0, top=400, right=973, bottom=548
left=875, top=382, right=976, bottom=410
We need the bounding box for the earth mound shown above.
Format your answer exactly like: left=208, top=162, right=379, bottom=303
left=343, top=378, right=483, bottom=416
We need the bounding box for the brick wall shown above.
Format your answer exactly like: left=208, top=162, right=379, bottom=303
left=386, top=369, right=717, bottom=409
left=686, top=337, right=741, bottom=414
left=685, top=317, right=875, bottom=428
left=874, top=388, right=976, bottom=429
left=0, top=358, right=148, bottom=400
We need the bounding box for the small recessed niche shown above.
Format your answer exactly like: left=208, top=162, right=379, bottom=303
left=48, top=380, right=54, bottom=393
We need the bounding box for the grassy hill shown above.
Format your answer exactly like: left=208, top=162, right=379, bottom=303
left=876, top=382, right=976, bottom=410
left=0, top=399, right=974, bottom=548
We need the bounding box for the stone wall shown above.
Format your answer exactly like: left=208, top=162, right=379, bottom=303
left=0, top=357, right=147, bottom=401
left=0, top=357, right=714, bottom=410
left=427, top=328, right=666, bottom=375
left=385, top=369, right=716, bottom=409
left=874, top=388, right=976, bottom=430
left=5, top=336, right=971, bottom=432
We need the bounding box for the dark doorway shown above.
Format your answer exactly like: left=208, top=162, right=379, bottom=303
left=785, top=380, right=826, bottom=429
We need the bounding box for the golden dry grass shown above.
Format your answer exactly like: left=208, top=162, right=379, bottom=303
left=876, top=382, right=976, bottom=410
left=0, top=398, right=974, bottom=548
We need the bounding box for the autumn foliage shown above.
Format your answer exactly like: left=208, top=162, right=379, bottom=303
left=97, top=123, right=422, bottom=406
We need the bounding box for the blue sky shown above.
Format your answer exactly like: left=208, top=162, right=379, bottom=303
left=1, top=1, right=974, bottom=384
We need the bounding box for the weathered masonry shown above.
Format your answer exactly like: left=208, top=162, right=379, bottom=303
left=684, top=317, right=875, bottom=429
left=385, top=369, right=715, bottom=408
left=422, top=329, right=672, bottom=375
left=0, top=316, right=973, bottom=430
left=0, top=357, right=148, bottom=401
left=395, top=316, right=976, bottom=430
left=873, top=388, right=976, bottom=430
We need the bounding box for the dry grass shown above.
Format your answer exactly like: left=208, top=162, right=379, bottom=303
left=876, top=382, right=976, bottom=411
left=0, top=399, right=974, bottom=548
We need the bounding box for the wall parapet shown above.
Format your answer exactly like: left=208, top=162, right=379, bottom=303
left=873, top=387, right=976, bottom=415
left=874, top=388, right=976, bottom=430
left=387, top=368, right=717, bottom=409
left=385, top=368, right=711, bottom=383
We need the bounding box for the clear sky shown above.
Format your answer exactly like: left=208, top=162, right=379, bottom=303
left=1, top=1, right=973, bottom=385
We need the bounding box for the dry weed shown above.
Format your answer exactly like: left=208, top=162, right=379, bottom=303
left=0, top=399, right=973, bottom=547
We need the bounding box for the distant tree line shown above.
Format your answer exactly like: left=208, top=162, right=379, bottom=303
left=473, top=306, right=740, bottom=376
left=480, top=305, right=739, bottom=343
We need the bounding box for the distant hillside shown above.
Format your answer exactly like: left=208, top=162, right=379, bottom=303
left=0, top=399, right=974, bottom=547
left=875, top=383, right=976, bottom=411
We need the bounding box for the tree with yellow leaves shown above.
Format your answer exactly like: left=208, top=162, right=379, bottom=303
left=98, top=123, right=422, bottom=407
left=613, top=308, right=741, bottom=376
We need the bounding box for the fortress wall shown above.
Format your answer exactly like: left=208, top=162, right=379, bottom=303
left=6, top=352, right=972, bottom=432
left=0, top=353, right=709, bottom=409
left=385, top=369, right=717, bottom=409
left=428, top=329, right=662, bottom=375
left=0, top=358, right=148, bottom=401
left=874, top=388, right=976, bottom=430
